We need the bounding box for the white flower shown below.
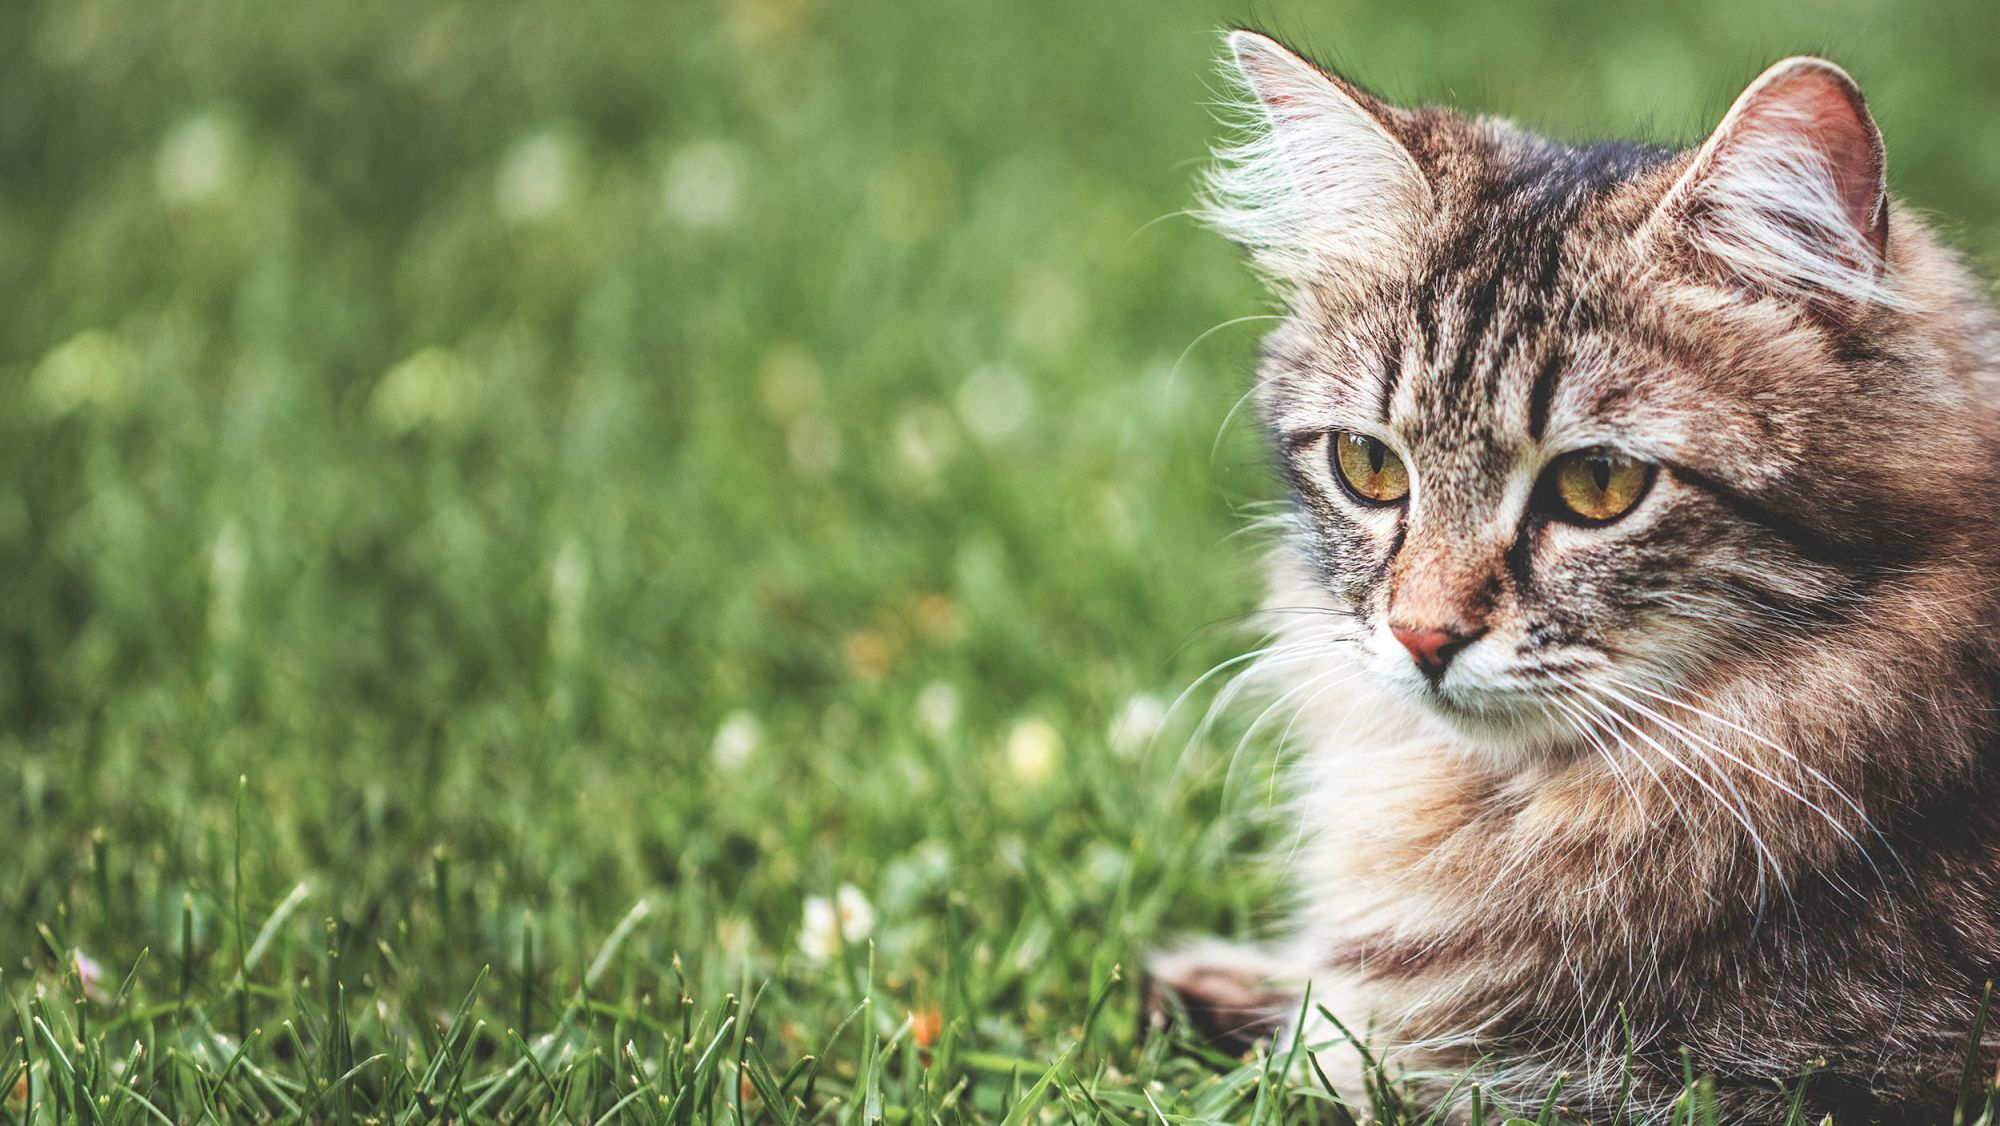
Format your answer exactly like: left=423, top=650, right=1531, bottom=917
left=710, top=711, right=761, bottom=772
left=955, top=364, right=1032, bottom=445
left=1108, top=693, right=1168, bottom=758
left=72, top=949, right=106, bottom=1002
left=662, top=140, right=745, bottom=229
left=496, top=131, right=579, bottom=223
left=915, top=681, right=960, bottom=740
left=1004, top=717, right=1063, bottom=785
left=156, top=113, right=240, bottom=207
left=834, top=884, right=874, bottom=940
left=798, top=884, right=874, bottom=963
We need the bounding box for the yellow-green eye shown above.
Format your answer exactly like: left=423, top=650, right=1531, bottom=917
left=1549, top=449, right=1651, bottom=523
left=1331, top=431, right=1410, bottom=505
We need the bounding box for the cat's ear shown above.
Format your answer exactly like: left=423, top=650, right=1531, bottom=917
left=1203, top=30, right=1432, bottom=293
left=1645, top=57, right=1896, bottom=311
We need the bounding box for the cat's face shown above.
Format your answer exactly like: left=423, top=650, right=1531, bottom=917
left=1258, top=263, right=1841, bottom=747
left=1216, top=34, right=1996, bottom=753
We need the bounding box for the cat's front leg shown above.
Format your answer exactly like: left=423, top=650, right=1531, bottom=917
left=1146, top=938, right=1412, bottom=1116
left=1143, top=936, right=1301, bottom=1054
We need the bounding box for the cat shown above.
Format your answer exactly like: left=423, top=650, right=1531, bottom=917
left=1149, top=30, right=2000, bottom=1124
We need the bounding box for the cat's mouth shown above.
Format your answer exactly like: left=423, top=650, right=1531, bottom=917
left=1364, top=620, right=1589, bottom=750
left=1408, top=674, right=1572, bottom=749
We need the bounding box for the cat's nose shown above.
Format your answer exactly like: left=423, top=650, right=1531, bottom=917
left=1390, top=624, right=1484, bottom=678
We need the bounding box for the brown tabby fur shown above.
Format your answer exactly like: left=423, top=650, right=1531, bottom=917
left=1153, top=31, right=2000, bottom=1124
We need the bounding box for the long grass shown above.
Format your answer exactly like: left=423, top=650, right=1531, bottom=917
left=4, top=0, right=1999, bottom=1121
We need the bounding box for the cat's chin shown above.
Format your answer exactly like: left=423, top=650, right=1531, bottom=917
left=1412, top=686, right=1576, bottom=763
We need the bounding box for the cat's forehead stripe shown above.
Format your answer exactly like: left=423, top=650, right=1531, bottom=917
left=1375, top=350, right=1400, bottom=424
left=1524, top=351, right=1566, bottom=442
left=1393, top=156, right=1613, bottom=440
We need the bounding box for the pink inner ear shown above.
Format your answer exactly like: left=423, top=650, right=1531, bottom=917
left=1732, top=70, right=1886, bottom=251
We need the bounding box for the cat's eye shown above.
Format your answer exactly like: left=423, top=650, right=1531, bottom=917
left=1330, top=431, right=1410, bottom=505
left=1546, top=449, right=1651, bottom=524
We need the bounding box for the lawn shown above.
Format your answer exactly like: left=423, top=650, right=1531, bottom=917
left=5, top=0, right=2000, bottom=1121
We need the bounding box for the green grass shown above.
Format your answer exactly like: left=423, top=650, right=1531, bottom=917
left=4, top=0, right=1999, bottom=1121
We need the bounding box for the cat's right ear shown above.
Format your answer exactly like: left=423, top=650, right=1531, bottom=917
left=1203, top=31, right=1432, bottom=294
left=1641, top=57, right=1897, bottom=314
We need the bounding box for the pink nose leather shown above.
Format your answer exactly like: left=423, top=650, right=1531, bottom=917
left=1391, top=625, right=1478, bottom=676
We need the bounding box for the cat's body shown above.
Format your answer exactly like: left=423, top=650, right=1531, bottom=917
left=1155, top=33, right=2000, bottom=1122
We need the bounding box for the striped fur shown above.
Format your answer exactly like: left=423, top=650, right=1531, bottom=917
left=1156, top=32, right=2000, bottom=1123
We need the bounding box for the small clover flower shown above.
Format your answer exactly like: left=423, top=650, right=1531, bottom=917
left=72, top=949, right=106, bottom=1002
left=798, top=884, right=874, bottom=963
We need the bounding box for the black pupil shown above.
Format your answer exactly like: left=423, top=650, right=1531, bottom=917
left=1365, top=439, right=1385, bottom=474
left=1589, top=457, right=1611, bottom=491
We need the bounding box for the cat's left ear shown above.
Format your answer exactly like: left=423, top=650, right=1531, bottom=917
left=1645, top=57, right=1895, bottom=312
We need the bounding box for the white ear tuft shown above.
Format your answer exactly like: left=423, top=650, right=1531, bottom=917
left=1648, top=57, right=1899, bottom=311
left=1201, top=30, right=1432, bottom=291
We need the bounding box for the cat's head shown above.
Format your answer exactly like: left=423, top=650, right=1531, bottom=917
left=1211, top=32, right=1999, bottom=753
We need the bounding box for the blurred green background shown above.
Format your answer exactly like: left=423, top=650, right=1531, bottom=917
left=3, top=0, right=1997, bottom=1119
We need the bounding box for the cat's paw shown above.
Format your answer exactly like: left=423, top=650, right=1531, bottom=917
left=1142, top=937, right=1299, bottom=1055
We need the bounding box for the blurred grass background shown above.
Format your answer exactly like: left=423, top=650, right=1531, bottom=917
left=3, top=0, right=1997, bottom=1119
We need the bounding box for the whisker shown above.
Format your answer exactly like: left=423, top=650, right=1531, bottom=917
left=1163, top=312, right=1284, bottom=409
left=1562, top=679, right=1787, bottom=915
left=1604, top=670, right=1909, bottom=893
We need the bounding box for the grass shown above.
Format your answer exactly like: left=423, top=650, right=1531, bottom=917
left=3, top=0, right=2000, bottom=1121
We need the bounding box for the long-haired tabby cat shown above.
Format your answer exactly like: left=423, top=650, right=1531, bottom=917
left=1151, top=30, right=2000, bottom=1124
